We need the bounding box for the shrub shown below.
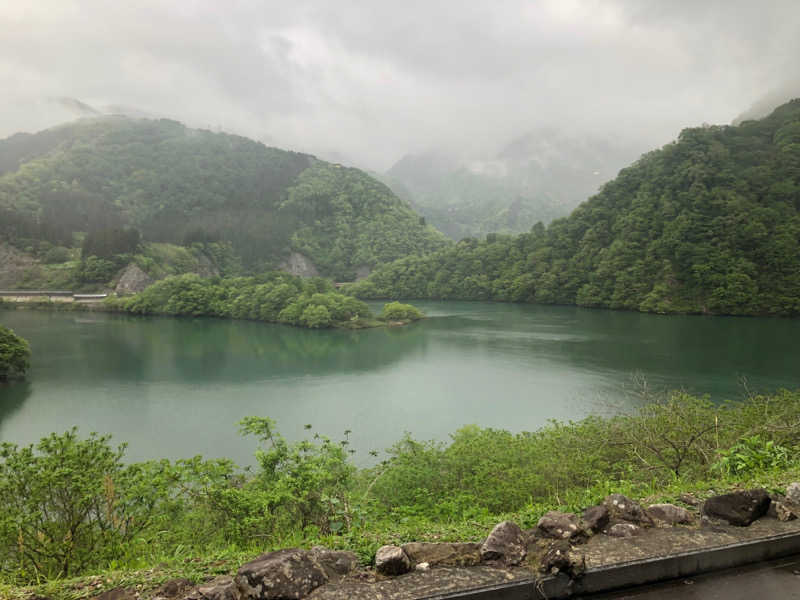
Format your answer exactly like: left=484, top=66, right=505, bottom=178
left=379, top=301, right=424, bottom=321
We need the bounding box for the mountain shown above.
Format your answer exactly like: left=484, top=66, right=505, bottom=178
left=383, top=130, right=643, bottom=239
left=350, top=99, right=800, bottom=316
left=0, top=117, right=446, bottom=282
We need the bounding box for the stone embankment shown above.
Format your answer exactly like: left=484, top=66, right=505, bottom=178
left=91, top=484, right=800, bottom=600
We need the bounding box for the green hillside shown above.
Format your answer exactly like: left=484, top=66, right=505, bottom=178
left=350, top=99, right=800, bottom=316
left=0, top=117, right=446, bottom=281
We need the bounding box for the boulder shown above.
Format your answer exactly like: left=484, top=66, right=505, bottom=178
left=400, top=542, right=481, bottom=567
left=702, top=489, right=771, bottom=526
left=537, top=511, right=582, bottom=540
left=115, top=264, right=152, bottom=295
left=647, top=503, right=693, bottom=525
left=679, top=492, right=701, bottom=507
left=786, top=482, right=800, bottom=504
left=236, top=549, right=328, bottom=599
left=540, top=540, right=585, bottom=577
left=480, top=521, right=527, bottom=566
left=608, top=523, right=640, bottom=538
left=374, top=545, right=411, bottom=576
left=775, top=502, right=799, bottom=522
left=184, top=577, right=241, bottom=600
left=309, top=547, right=358, bottom=580
left=582, top=505, right=610, bottom=533
left=603, top=494, right=653, bottom=526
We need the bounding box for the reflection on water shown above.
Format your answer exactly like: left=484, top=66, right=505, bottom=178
left=1, top=303, right=799, bottom=465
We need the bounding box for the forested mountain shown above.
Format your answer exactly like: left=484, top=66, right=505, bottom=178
left=0, top=117, right=446, bottom=281
left=383, top=131, right=642, bottom=239
left=350, top=99, right=800, bottom=316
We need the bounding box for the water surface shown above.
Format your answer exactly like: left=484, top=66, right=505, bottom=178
left=1, top=303, right=799, bottom=464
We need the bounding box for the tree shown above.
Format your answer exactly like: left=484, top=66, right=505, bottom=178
left=0, top=326, right=30, bottom=381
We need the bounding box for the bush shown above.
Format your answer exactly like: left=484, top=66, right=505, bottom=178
left=379, top=301, right=424, bottom=321
left=0, top=326, right=30, bottom=381
left=0, top=430, right=169, bottom=581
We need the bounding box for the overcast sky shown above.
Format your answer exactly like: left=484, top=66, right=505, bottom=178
left=3, top=0, right=800, bottom=170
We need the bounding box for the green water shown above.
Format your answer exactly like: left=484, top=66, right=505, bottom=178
left=1, top=302, right=799, bottom=465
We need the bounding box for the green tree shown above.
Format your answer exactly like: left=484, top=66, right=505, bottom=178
left=0, top=325, right=30, bottom=381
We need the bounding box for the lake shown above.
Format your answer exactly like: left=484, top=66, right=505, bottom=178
left=1, top=302, right=799, bottom=465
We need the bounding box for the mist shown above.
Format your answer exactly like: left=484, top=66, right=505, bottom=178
left=3, top=0, right=800, bottom=170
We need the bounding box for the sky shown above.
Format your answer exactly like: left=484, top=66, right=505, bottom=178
left=2, top=0, right=800, bottom=170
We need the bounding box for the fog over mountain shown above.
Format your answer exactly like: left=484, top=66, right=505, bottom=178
left=2, top=1, right=799, bottom=172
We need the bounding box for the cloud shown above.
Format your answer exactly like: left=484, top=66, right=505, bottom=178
left=1, top=0, right=799, bottom=169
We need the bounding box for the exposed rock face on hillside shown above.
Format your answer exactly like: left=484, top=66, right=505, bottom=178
left=115, top=264, right=152, bottom=295
left=279, top=252, right=320, bottom=278
left=0, top=244, right=36, bottom=288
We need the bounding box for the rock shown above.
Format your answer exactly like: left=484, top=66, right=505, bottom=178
left=582, top=505, right=610, bottom=533
left=537, top=511, right=582, bottom=540
left=374, top=545, right=412, bottom=576
left=608, top=523, right=640, bottom=538
left=702, top=489, right=771, bottom=526
left=786, top=482, right=800, bottom=504
left=603, top=494, right=653, bottom=526
left=236, top=549, right=327, bottom=599
left=115, top=264, right=152, bottom=295
left=183, top=577, right=241, bottom=600
left=94, top=589, right=136, bottom=600
left=309, top=547, right=359, bottom=580
left=647, top=503, right=693, bottom=525
left=415, top=562, right=430, bottom=572
left=279, top=252, right=319, bottom=278
left=540, top=540, right=585, bottom=578
left=480, top=521, right=527, bottom=566
left=679, top=493, right=701, bottom=507
left=158, top=578, right=193, bottom=597
left=775, top=502, right=799, bottom=522
left=400, top=542, right=481, bottom=567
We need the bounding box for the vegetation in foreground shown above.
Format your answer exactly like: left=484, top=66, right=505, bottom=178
left=102, top=272, right=423, bottom=329
left=0, top=325, right=30, bottom=381
left=350, top=99, right=800, bottom=316
left=1, top=389, right=799, bottom=598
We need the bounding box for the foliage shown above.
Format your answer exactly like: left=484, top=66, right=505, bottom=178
left=0, top=325, right=30, bottom=381
left=0, top=117, right=446, bottom=278
left=0, top=430, right=169, bottom=581
left=379, top=301, right=424, bottom=322
left=1, top=390, right=799, bottom=587
left=712, top=435, right=793, bottom=476
left=111, top=271, right=373, bottom=329
left=351, top=99, right=800, bottom=316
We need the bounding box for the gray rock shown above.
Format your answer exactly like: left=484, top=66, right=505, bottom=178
left=647, top=503, right=693, bottom=525
left=115, top=264, right=152, bottom=295
left=679, top=493, right=701, bottom=507
left=608, top=523, right=640, bottom=537
left=480, top=521, right=527, bottom=566
left=236, top=549, right=328, bottom=599
left=375, top=545, right=412, bottom=576
left=786, top=482, right=800, bottom=504
left=415, top=562, right=430, bottom=572
left=604, top=494, right=654, bottom=526
left=400, top=542, right=481, bottom=567
left=309, top=547, right=359, bottom=580
left=582, top=505, right=610, bottom=533
left=184, top=577, right=241, bottom=600
left=702, top=488, right=771, bottom=526
left=775, top=501, right=799, bottom=522
left=540, top=540, right=584, bottom=577
left=537, top=511, right=582, bottom=540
